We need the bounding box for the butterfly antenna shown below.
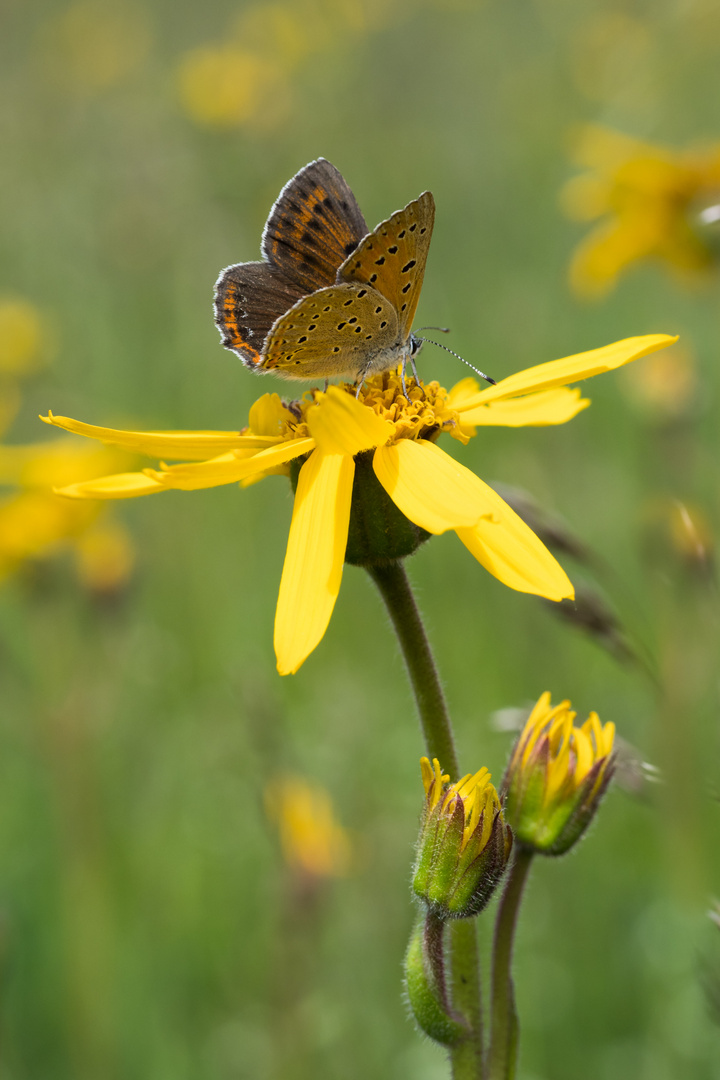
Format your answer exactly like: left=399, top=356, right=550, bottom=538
left=416, top=337, right=496, bottom=385
left=415, top=326, right=450, bottom=334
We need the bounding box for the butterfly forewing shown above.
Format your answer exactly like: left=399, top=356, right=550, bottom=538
left=261, top=284, right=400, bottom=379
left=214, top=262, right=307, bottom=367
left=337, top=192, right=435, bottom=342
left=262, top=159, right=369, bottom=295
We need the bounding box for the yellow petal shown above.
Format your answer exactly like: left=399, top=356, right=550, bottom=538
left=373, top=439, right=494, bottom=533
left=41, top=412, right=279, bottom=459
left=55, top=472, right=166, bottom=499
left=148, top=438, right=315, bottom=490
left=459, top=388, right=590, bottom=427
left=572, top=727, right=596, bottom=784
left=454, top=334, right=678, bottom=409
left=598, top=719, right=615, bottom=757
left=455, top=484, right=574, bottom=601
left=248, top=392, right=297, bottom=436
left=420, top=756, right=434, bottom=795
left=275, top=450, right=354, bottom=676
left=446, top=377, right=481, bottom=410
left=306, top=386, right=394, bottom=455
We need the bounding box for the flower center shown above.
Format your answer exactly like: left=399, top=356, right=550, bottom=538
left=284, top=370, right=462, bottom=447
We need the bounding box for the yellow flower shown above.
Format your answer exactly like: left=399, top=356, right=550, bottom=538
left=176, top=46, right=289, bottom=130
left=73, top=520, right=136, bottom=595
left=38, top=0, right=151, bottom=95
left=176, top=0, right=477, bottom=132
left=264, top=775, right=351, bottom=878
left=619, top=345, right=697, bottom=419
left=642, top=496, right=714, bottom=572
left=413, top=757, right=512, bottom=918
left=0, top=299, right=45, bottom=377
left=502, top=691, right=616, bottom=855
left=0, top=436, right=136, bottom=590
left=562, top=126, right=720, bottom=296
left=41, top=333, right=674, bottom=673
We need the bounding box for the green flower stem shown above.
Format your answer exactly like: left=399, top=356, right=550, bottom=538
left=367, top=560, right=458, bottom=776
left=367, top=559, right=483, bottom=1080
left=448, top=920, right=485, bottom=1078
left=487, top=847, right=534, bottom=1080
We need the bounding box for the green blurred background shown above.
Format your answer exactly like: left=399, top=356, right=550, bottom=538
left=2, top=1, right=720, bottom=1077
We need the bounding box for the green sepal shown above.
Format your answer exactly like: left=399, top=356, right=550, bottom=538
left=448, top=811, right=514, bottom=917
left=503, top=742, right=548, bottom=830
left=344, top=451, right=431, bottom=566
left=411, top=806, right=437, bottom=900
left=509, top=752, right=616, bottom=856
left=414, top=798, right=513, bottom=919
left=543, top=757, right=615, bottom=855
left=289, top=448, right=430, bottom=566
left=404, top=913, right=467, bottom=1047
left=424, top=797, right=465, bottom=910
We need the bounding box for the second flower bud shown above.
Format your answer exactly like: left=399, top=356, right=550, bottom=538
left=413, top=757, right=513, bottom=919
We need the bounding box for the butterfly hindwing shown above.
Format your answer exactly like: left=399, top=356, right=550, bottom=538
left=261, top=283, right=400, bottom=380
left=213, top=261, right=307, bottom=367
left=337, top=192, right=435, bottom=341
left=261, top=159, right=369, bottom=295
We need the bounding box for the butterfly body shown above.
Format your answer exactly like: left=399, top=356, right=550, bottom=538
left=214, top=160, right=434, bottom=383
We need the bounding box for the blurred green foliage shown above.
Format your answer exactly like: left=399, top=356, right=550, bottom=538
left=1, top=1, right=720, bottom=1077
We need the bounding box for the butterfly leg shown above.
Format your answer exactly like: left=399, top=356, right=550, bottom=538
left=409, top=352, right=421, bottom=389
left=354, top=361, right=372, bottom=398
left=400, top=358, right=408, bottom=399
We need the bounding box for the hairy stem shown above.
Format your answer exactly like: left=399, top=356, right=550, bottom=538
left=367, top=560, right=458, bottom=775
left=368, top=560, right=483, bottom=1079
left=487, top=847, right=533, bottom=1080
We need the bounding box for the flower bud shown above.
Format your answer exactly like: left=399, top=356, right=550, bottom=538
left=413, top=758, right=512, bottom=919
left=502, top=692, right=615, bottom=856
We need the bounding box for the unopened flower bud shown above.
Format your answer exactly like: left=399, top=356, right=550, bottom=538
left=413, top=757, right=512, bottom=919
left=503, top=692, right=615, bottom=856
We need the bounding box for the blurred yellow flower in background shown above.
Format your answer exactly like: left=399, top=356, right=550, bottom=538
left=38, top=0, right=151, bottom=95
left=265, top=775, right=352, bottom=878
left=0, top=297, right=136, bottom=593
left=619, top=344, right=698, bottom=420
left=0, top=299, right=45, bottom=378
left=177, top=46, right=289, bottom=130
left=562, top=126, right=720, bottom=297
left=176, top=0, right=387, bottom=130
left=641, top=497, right=714, bottom=573
left=0, top=439, right=137, bottom=594
left=177, top=0, right=462, bottom=130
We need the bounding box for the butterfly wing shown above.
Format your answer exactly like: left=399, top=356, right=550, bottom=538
left=261, top=159, right=369, bottom=294
left=260, top=283, right=400, bottom=380
left=337, top=192, right=435, bottom=341
left=214, top=261, right=307, bottom=367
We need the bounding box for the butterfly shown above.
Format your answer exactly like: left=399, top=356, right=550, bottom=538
left=214, top=159, right=434, bottom=386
